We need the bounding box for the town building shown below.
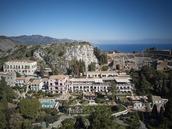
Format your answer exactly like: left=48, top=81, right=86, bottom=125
left=3, top=60, right=37, bottom=76
left=48, top=75, right=69, bottom=94
left=126, top=95, right=168, bottom=112
left=156, top=60, right=172, bottom=71
left=114, top=76, right=133, bottom=93
left=86, top=71, right=118, bottom=78
left=68, top=78, right=110, bottom=93
left=0, top=72, right=16, bottom=87
left=152, top=95, right=168, bottom=112
left=29, top=79, right=44, bottom=92
left=15, top=76, right=32, bottom=87
left=126, top=96, right=148, bottom=111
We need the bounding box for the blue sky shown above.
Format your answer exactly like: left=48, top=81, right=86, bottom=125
left=0, top=0, right=172, bottom=42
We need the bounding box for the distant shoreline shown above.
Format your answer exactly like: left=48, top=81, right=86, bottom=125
left=94, top=43, right=172, bottom=52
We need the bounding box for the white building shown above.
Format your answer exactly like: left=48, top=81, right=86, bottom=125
left=133, top=102, right=146, bottom=110
left=86, top=71, right=118, bottom=78
left=3, top=60, right=37, bottom=76
left=29, top=79, right=44, bottom=92
left=69, top=78, right=110, bottom=93
left=48, top=75, right=69, bottom=94
left=15, top=76, right=32, bottom=87
left=0, top=72, right=16, bottom=87
left=126, top=96, right=148, bottom=111
left=114, top=76, right=133, bottom=93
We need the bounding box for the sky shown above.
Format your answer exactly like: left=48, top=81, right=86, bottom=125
left=0, top=0, right=172, bottom=42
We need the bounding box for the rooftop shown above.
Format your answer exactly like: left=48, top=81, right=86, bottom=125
left=16, top=76, right=32, bottom=81
left=126, top=96, right=148, bottom=101
left=49, top=75, right=68, bottom=80
left=5, top=60, right=37, bottom=63
left=0, top=72, right=16, bottom=75
left=114, top=76, right=131, bottom=83
left=30, top=79, right=42, bottom=85
left=86, top=71, right=118, bottom=74
left=69, top=78, right=103, bottom=83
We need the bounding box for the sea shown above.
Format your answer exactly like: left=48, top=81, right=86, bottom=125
left=95, top=43, right=172, bottom=53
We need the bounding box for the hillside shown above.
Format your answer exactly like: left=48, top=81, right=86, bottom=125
left=10, top=35, right=75, bottom=45
left=1, top=42, right=98, bottom=74
left=0, top=36, right=16, bottom=51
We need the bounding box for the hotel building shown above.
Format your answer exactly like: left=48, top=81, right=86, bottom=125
left=3, top=60, right=37, bottom=76
left=48, top=75, right=69, bottom=94
left=114, top=76, right=133, bottom=93
left=68, top=78, right=110, bottom=93
left=86, top=71, right=118, bottom=78
left=29, top=79, right=44, bottom=92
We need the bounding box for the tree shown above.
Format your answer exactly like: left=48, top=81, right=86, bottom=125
left=127, top=113, right=140, bottom=129
left=89, top=106, right=113, bottom=129
left=59, top=118, right=75, bottom=129
left=111, top=81, right=116, bottom=102
left=94, top=47, right=107, bottom=65
left=101, top=65, right=108, bottom=71
left=21, top=119, right=32, bottom=129
left=99, top=53, right=107, bottom=65
left=0, top=110, right=7, bottom=129
left=16, top=72, right=22, bottom=77
left=140, top=74, right=152, bottom=94
left=75, top=117, right=90, bottom=129
left=0, top=77, right=15, bottom=129
left=0, top=77, right=15, bottom=102
left=69, top=59, right=85, bottom=77
left=19, top=98, right=40, bottom=119
left=9, top=113, right=23, bottom=129
left=88, top=62, right=96, bottom=71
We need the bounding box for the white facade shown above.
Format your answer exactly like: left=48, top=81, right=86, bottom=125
left=68, top=78, right=110, bottom=93
left=114, top=76, right=133, bottom=93
left=48, top=75, right=69, bottom=94
left=133, top=102, right=146, bottom=110
left=15, top=77, right=32, bottom=87
left=3, top=60, right=37, bottom=76
left=86, top=71, right=118, bottom=78
left=47, top=75, right=110, bottom=94
left=0, top=72, right=16, bottom=87
left=29, top=79, right=44, bottom=92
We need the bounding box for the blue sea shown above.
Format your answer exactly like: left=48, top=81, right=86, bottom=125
left=95, top=43, right=172, bottom=52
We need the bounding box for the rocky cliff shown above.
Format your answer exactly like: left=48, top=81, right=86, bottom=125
left=64, top=44, right=98, bottom=65
left=33, top=42, right=98, bottom=73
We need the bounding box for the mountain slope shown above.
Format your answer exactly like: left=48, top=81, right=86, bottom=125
left=0, top=36, right=16, bottom=51
left=10, top=35, right=75, bottom=45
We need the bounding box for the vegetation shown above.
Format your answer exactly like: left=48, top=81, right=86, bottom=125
left=0, top=77, right=16, bottom=129
left=130, top=66, right=172, bottom=129
left=101, top=65, right=108, bottom=71
left=16, top=72, right=22, bottom=77
left=59, top=118, right=76, bottom=129
left=67, top=59, right=85, bottom=77
left=88, top=62, right=96, bottom=71
left=94, top=47, right=107, bottom=65
left=59, top=106, right=126, bottom=129
left=19, top=98, right=40, bottom=119
left=111, top=81, right=117, bottom=102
